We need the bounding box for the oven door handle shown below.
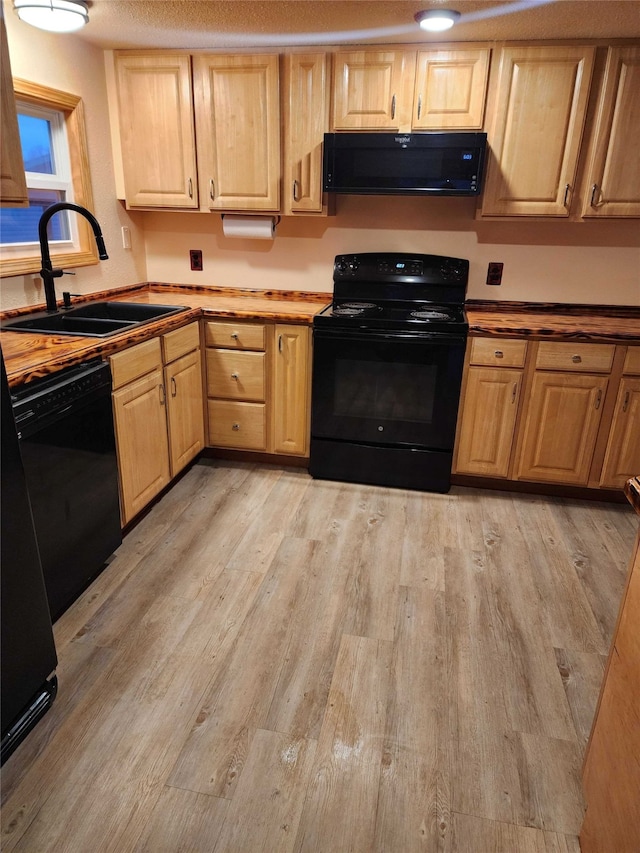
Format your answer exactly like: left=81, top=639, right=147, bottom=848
left=313, top=328, right=467, bottom=345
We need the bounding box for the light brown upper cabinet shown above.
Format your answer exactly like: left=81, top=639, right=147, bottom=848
left=481, top=45, right=595, bottom=216
left=0, top=15, right=27, bottom=206
left=115, top=53, right=198, bottom=209
left=413, top=48, right=490, bottom=129
left=283, top=53, right=329, bottom=215
left=332, top=50, right=415, bottom=130
left=332, top=47, right=490, bottom=132
left=580, top=45, right=640, bottom=218
left=193, top=54, right=280, bottom=211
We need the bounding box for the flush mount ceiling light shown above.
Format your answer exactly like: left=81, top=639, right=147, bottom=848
left=13, top=0, right=89, bottom=33
left=414, top=9, right=461, bottom=32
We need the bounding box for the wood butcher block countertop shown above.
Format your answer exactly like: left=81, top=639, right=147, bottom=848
left=466, top=300, right=640, bottom=343
left=0, top=284, right=330, bottom=387
left=2, top=287, right=640, bottom=387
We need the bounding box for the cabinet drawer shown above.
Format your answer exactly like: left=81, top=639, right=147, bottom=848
left=208, top=400, right=266, bottom=450
left=469, top=337, right=527, bottom=367
left=110, top=337, right=162, bottom=389
left=206, top=349, right=265, bottom=401
left=624, top=346, right=640, bottom=375
left=536, top=342, right=615, bottom=373
left=204, top=320, right=266, bottom=351
left=162, top=321, right=199, bottom=363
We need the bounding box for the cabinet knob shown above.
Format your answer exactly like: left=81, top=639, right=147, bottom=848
left=231, top=372, right=239, bottom=380
left=494, top=350, right=504, bottom=358
left=232, top=423, right=240, bottom=431
left=231, top=332, right=239, bottom=340
left=572, top=355, right=582, bottom=363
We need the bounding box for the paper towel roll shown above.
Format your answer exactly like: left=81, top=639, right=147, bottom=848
left=222, top=215, right=276, bottom=240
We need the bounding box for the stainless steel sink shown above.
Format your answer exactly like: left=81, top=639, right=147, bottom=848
left=1, top=302, right=188, bottom=338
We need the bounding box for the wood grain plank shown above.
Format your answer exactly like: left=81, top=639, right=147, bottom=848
left=134, top=786, right=229, bottom=852
left=293, top=634, right=393, bottom=853
left=554, top=648, right=607, bottom=748
left=374, top=586, right=449, bottom=852
left=447, top=812, right=581, bottom=853
left=212, top=730, right=316, bottom=853
left=225, top=467, right=310, bottom=573
left=168, top=537, right=321, bottom=799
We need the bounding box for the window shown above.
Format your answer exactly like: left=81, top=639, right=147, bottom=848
left=0, top=80, right=97, bottom=278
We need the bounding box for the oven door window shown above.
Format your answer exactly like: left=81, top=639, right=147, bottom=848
left=312, top=331, right=465, bottom=449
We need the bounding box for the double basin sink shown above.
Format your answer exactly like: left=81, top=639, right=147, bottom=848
left=1, top=301, right=189, bottom=338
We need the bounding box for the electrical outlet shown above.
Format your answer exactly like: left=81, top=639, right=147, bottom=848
left=487, top=262, right=504, bottom=286
left=190, top=249, right=203, bottom=271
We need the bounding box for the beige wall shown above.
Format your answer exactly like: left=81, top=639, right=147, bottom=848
left=144, top=197, right=640, bottom=304
left=2, top=16, right=639, bottom=309
left=1, top=12, right=146, bottom=311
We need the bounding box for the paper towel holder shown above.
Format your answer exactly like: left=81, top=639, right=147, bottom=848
left=221, top=214, right=281, bottom=227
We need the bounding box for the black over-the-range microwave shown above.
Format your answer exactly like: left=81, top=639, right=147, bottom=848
left=322, top=132, right=488, bottom=196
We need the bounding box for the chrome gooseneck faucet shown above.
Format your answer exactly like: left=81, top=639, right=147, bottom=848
left=38, top=202, right=109, bottom=312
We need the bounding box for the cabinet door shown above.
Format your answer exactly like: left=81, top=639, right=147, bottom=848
left=600, top=377, right=640, bottom=489
left=481, top=45, right=595, bottom=216
left=283, top=53, right=328, bottom=215
left=516, top=371, right=607, bottom=485
left=413, top=48, right=489, bottom=130
left=112, top=368, right=170, bottom=525
left=115, top=53, right=198, bottom=209
left=581, top=46, right=640, bottom=219
left=272, top=325, right=311, bottom=456
left=193, top=54, right=280, bottom=211
left=0, top=16, right=27, bottom=206
left=165, top=349, right=205, bottom=477
left=455, top=367, right=521, bottom=478
left=332, top=50, right=414, bottom=130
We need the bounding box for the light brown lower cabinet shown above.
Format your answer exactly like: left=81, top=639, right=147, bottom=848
left=580, top=522, right=640, bottom=852
left=204, top=319, right=311, bottom=456
left=454, top=337, right=640, bottom=493
left=515, top=371, right=608, bottom=485
left=111, top=322, right=204, bottom=525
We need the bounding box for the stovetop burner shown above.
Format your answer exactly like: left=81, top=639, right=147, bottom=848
left=411, top=309, right=450, bottom=320
left=314, top=252, right=469, bottom=335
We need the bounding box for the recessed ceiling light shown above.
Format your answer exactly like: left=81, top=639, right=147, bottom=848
left=13, top=0, right=89, bottom=33
left=414, top=9, right=461, bottom=32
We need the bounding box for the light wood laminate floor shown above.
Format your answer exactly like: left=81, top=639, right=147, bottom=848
left=1, top=460, right=637, bottom=852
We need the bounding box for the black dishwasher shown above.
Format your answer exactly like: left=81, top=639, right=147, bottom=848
left=11, top=360, right=122, bottom=621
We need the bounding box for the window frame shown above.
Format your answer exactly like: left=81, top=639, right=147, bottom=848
left=0, top=79, right=98, bottom=278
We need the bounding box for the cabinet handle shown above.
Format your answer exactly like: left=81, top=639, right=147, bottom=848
left=171, top=377, right=177, bottom=397
left=232, top=423, right=240, bottom=431
left=159, top=383, right=166, bottom=405
left=563, top=183, right=571, bottom=207
left=590, top=183, right=599, bottom=207
left=391, top=94, right=396, bottom=120
left=494, top=350, right=504, bottom=359
left=293, top=180, right=299, bottom=202
left=188, top=178, right=193, bottom=199
left=417, top=94, right=422, bottom=120
left=511, top=382, right=518, bottom=403
left=623, top=391, right=630, bottom=413
left=231, top=372, right=239, bottom=380
left=595, top=389, right=602, bottom=410
left=572, top=355, right=582, bottom=363
left=278, top=334, right=283, bottom=353
left=231, top=332, right=239, bottom=340
left=210, top=178, right=215, bottom=201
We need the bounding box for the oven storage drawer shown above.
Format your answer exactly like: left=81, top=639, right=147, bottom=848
left=207, top=400, right=267, bottom=450
left=204, top=321, right=266, bottom=351
left=206, top=350, right=266, bottom=401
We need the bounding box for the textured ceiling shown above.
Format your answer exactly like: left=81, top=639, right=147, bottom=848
left=61, top=0, right=640, bottom=50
